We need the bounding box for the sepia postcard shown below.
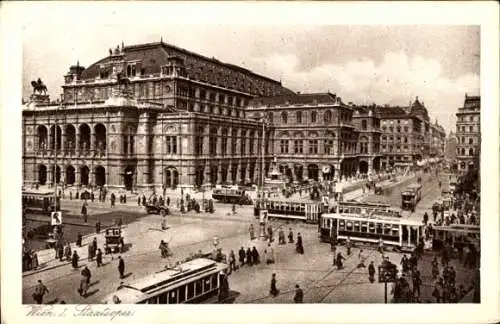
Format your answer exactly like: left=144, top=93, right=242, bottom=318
left=1, top=2, right=499, bottom=324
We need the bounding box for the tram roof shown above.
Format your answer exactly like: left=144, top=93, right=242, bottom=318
left=406, top=183, right=422, bottom=189
left=102, top=258, right=227, bottom=304
left=127, top=258, right=218, bottom=292
left=22, top=190, right=54, bottom=197
left=322, top=212, right=422, bottom=225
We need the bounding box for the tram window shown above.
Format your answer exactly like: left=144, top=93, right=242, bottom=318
left=187, top=282, right=195, bottom=300
left=384, top=224, right=391, bottom=235
left=211, top=274, right=218, bottom=289
left=339, top=220, right=345, bottom=230
left=346, top=221, right=353, bottom=231
left=178, top=286, right=186, bottom=303
left=361, top=222, right=368, bottom=233
left=376, top=223, right=383, bottom=234
left=369, top=222, right=375, bottom=233
left=195, top=279, right=203, bottom=295
left=158, top=292, right=167, bottom=304
left=204, top=278, right=211, bottom=292
left=168, top=290, right=177, bottom=304
left=354, top=222, right=360, bottom=232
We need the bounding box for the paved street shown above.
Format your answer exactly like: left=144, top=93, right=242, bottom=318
left=23, top=169, right=476, bottom=304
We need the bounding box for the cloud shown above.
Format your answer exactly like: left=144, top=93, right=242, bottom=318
left=248, top=50, right=479, bottom=132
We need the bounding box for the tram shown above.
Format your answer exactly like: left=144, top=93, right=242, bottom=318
left=254, top=199, right=324, bottom=224
left=212, top=188, right=252, bottom=205
left=431, top=224, right=480, bottom=250
left=319, top=204, right=423, bottom=251
left=401, top=183, right=422, bottom=212
left=102, top=258, right=229, bottom=304
left=22, top=190, right=60, bottom=214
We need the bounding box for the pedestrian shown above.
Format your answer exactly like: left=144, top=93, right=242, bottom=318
left=118, top=255, right=125, bottom=279
left=288, top=228, right=294, bottom=243
left=336, top=252, right=345, bottom=270
left=412, top=269, right=421, bottom=300
left=246, top=247, right=253, bottom=266
left=249, top=224, right=255, bottom=240
left=377, top=237, right=384, bottom=255
left=79, top=274, right=89, bottom=297
left=110, top=193, right=116, bottom=208
left=91, top=192, right=94, bottom=203
left=57, top=243, right=64, bottom=262
left=64, top=243, right=72, bottom=261
left=432, top=256, right=439, bottom=279
left=293, top=284, right=304, bottom=303
left=88, top=242, right=94, bottom=261
left=32, top=280, right=49, bottom=304
left=76, top=232, right=82, bottom=247
left=265, top=243, right=275, bottom=264
left=96, top=220, right=101, bottom=234
left=357, top=249, right=366, bottom=268
left=137, top=196, right=141, bottom=206
left=71, top=250, right=79, bottom=269
left=69, top=191, right=73, bottom=200
left=332, top=244, right=337, bottom=266
left=346, top=236, right=352, bottom=256
left=81, top=266, right=91, bottom=285
left=96, top=248, right=103, bottom=267
left=252, top=246, right=260, bottom=265
left=81, top=203, right=88, bottom=223
left=238, top=246, right=246, bottom=266
left=267, top=226, right=274, bottom=243
left=92, top=237, right=98, bottom=257
left=228, top=250, right=237, bottom=273
left=278, top=227, right=286, bottom=245
left=368, top=261, right=376, bottom=283
left=296, top=232, right=304, bottom=254
left=269, top=273, right=279, bottom=297
left=123, top=194, right=127, bottom=204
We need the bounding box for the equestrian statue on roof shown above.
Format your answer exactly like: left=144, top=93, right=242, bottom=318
left=31, top=78, right=48, bottom=95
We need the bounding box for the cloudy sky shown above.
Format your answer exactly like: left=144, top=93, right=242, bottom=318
left=23, top=24, right=479, bottom=133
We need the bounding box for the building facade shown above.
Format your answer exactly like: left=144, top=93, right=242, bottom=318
left=455, top=94, right=480, bottom=172
left=23, top=41, right=293, bottom=191
left=445, top=131, right=458, bottom=162
left=22, top=41, right=447, bottom=190
left=246, top=94, right=383, bottom=182
left=375, top=97, right=446, bottom=170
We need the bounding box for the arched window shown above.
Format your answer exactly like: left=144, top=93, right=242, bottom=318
left=461, top=148, right=465, bottom=155
left=469, top=138, right=473, bottom=145
left=324, top=110, right=332, bottom=123
left=469, top=148, right=474, bottom=156
left=311, top=111, right=317, bottom=123
left=296, top=111, right=302, bottom=124
left=281, top=111, right=288, bottom=124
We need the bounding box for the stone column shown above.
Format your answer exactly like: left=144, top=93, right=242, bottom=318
left=61, top=127, right=66, bottom=157
left=90, top=125, right=95, bottom=154
left=235, top=129, right=242, bottom=156
left=216, top=129, right=222, bottom=156
left=76, top=129, right=80, bottom=156
left=368, top=159, right=373, bottom=174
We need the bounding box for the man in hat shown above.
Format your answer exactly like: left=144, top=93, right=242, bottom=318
left=293, top=284, right=304, bottom=303
left=33, top=280, right=49, bottom=304
left=118, top=255, right=125, bottom=279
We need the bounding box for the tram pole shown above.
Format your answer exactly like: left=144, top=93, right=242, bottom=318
left=384, top=282, right=388, bottom=304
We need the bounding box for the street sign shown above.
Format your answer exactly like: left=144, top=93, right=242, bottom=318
left=51, top=211, right=62, bottom=226
left=378, top=262, right=397, bottom=283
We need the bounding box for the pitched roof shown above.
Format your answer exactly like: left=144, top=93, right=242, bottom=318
left=374, top=106, right=409, bottom=118
left=247, top=92, right=341, bottom=107
left=80, top=42, right=294, bottom=95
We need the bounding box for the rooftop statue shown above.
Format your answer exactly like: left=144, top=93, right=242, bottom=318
left=31, top=78, right=47, bottom=95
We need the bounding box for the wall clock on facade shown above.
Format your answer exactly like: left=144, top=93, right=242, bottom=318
left=164, top=86, right=171, bottom=93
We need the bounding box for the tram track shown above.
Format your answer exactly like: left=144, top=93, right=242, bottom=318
left=23, top=228, right=247, bottom=291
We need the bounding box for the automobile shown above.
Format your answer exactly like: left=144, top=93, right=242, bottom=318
left=104, top=227, right=124, bottom=254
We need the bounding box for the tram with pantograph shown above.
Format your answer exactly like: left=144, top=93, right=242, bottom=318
left=319, top=202, right=423, bottom=252
left=102, top=258, right=229, bottom=304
